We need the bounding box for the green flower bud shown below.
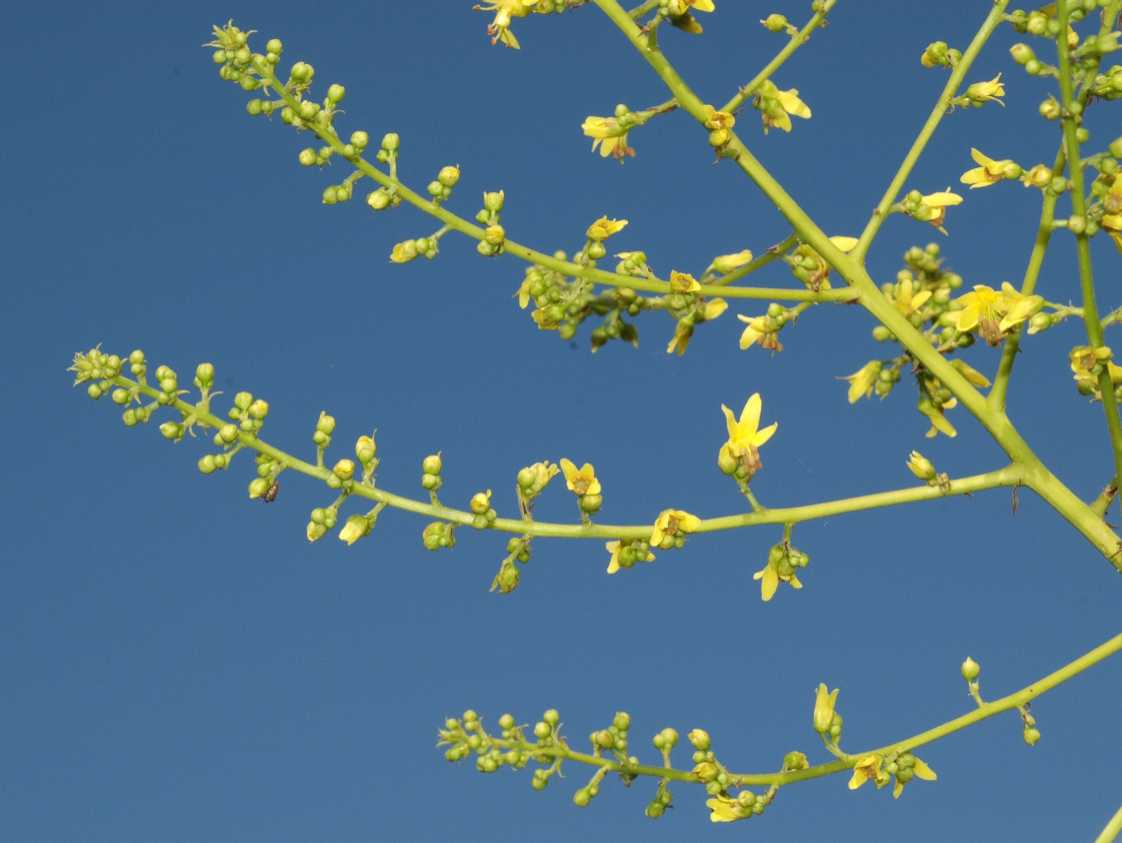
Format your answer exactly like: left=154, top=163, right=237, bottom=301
left=470, top=491, right=492, bottom=515
left=1023, top=727, right=1041, bottom=746
left=1010, top=43, right=1034, bottom=64
left=572, top=788, right=591, bottom=807
left=248, top=399, right=269, bottom=419
left=198, top=455, right=217, bottom=474
left=195, top=363, right=215, bottom=386
left=484, top=224, right=506, bottom=247
left=483, top=190, right=505, bottom=212
left=249, top=477, right=270, bottom=498
left=381, top=132, right=400, bottom=151
left=327, top=83, right=345, bottom=103
left=355, top=434, right=377, bottom=464
left=961, top=656, right=981, bottom=681
left=761, top=13, right=788, bottom=32
left=422, top=453, right=443, bottom=475
left=333, top=459, right=356, bottom=481
left=234, top=391, right=253, bottom=410
left=438, top=165, right=461, bottom=187
left=159, top=421, right=181, bottom=440
left=579, top=494, right=603, bottom=513
left=687, top=728, right=711, bottom=750
left=543, top=708, right=560, bottom=726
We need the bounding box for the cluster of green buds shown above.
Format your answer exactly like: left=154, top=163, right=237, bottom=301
left=438, top=709, right=535, bottom=773
left=475, top=191, right=506, bottom=257
left=305, top=503, right=340, bottom=542
left=784, top=238, right=849, bottom=291
left=421, top=453, right=443, bottom=498
left=207, top=21, right=268, bottom=91
left=517, top=258, right=647, bottom=349
left=753, top=540, right=810, bottom=601
left=1070, top=344, right=1122, bottom=401
left=422, top=520, right=456, bottom=551
left=491, top=536, right=532, bottom=593
left=228, top=391, right=270, bottom=436
left=605, top=539, right=656, bottom=574
left=390, top=233, right=441, bottom=263
left=248, top=453, right=283, bottom=500
left=427, top=164, right=460, bottom=205
left=920, top=40, right=962, bottom=69
left=663, top=271, right=728, bottom=356
left=735, top=302, right=800, bottom=352
left=468, top=489, right=498, bottom=528
left=689, top=729, right=775, bottom=823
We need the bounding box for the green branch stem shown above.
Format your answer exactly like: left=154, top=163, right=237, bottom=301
left=478, top=627, right=1122, bottom=789
left=719, top=4, right=833, bottom=115
left=1056, top=0, right=1122, bottom=517
left=590, top=0, right=1122, bottom=567
left=113, top=371, right=1023, bottom=542
left=989, top=148, right=1066, bottom=411
left=258, top=70, right=849, bottom=304
left=852, top=0, right=1009, bottom=261
left=1095, top=804, right=1122, bottom=843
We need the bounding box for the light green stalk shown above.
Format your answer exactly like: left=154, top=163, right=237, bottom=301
left=590, top=0, right=1122, bottom=567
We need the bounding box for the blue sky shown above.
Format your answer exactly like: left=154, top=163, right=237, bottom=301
left=4, top=1, right=1122, bottom=840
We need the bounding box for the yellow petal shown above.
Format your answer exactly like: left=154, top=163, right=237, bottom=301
left=829, top=235, right=859, bottom=252
left=848, top=769, right=867, bottom=790
left=913, top=758, right=937, bottom=781
left=758, top=564, right=779, bottom=601
left=753, top=421, right=778, bottom=447
left=893, top=780, right=904, bottom=799
left=721, top=404, right=738, bottom=442
left=954, top=307, right=979, bottom=332
left=559, top=457, right=578, bottom=487
left=739, top=392, right=762, bottom=436
left=704, top=298, right=728, bottom=320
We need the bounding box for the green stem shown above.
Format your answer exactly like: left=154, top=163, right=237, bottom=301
left=1095, top=805, right=1122, bottom=843
left=261, top=73, right=849, bottom=304
left=1056, top=0, right=1122, bottom=518
left=475, top=627, right=1122, bottom=788
left=853, top=1, right=1010, bottom=261
left=590, top=0, right=1122, bottom=566
left=719, top=5, right=833, bottom=115
left=112, top=372, right=1022, bottom=542
left=708, top=232, right=797, bottom=287
left=989, top=148, right=1066, bottom=411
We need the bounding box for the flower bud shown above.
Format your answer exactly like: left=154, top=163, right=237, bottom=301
left=483, top=190, right=505, bottom=212
left=333, top=458, right=356, bottom=481
left=248, top=477, right=270, bottom=498
left=339, top=513, right=371, bottom=545
left=687, top=728, right=711, bottom=750
left=907, top=450, right=937, bottom=481
left=961, top=656, right=981, bottom=681
left=422, top=453, right=443, bottom=475
left=381, top=132, right=400, bottom=151
left=355, top=435, right=377, bottom=464
left=761, top=13, right=788, bottom=32
left=438, top=165, right=461, bottom=187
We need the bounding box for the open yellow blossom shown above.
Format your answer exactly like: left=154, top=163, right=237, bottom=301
left=812, top=683, right=839, bottom=733
left=705, top=795, right=743, bottom=823
left=558, top=458, right=601, bottom=496
left=737, top=314, right=780, bottom=351
left=844, top=361, right=881, bottom=404
left=707, top=249, right=753, bottom=275
left=960, top=147, right=1019, bottom=189
left=965, top=73, right=1005, bottom=105
left=475, top=0, right=538, bottom=49
left=950, top=284, right=1005, bottom=344
left=581, top=115, right=634, bottom=160
left=586, top=216, right=628, bottom=241
left=667, top=0, right=716, bottom=34
left=669, top=270, right=701, bottom=293
left=754, top=79, right=811, bottom=133
left=893, top=276, right=931, bottom=317
left=722, top=393, right=778, bottom=457
left=605, top=540, right=622, bottom=574
left=650, top=509, right=701, bottom=548
left=912, top=189, right=963, bottom=234
left=892, top=756, right=938, bottom=799
left=848, top=755, right=888, bottom=790
left=703, top=107, right=735, bottom=130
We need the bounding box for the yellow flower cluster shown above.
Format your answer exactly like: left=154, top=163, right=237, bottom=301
left=753, top=80, right=811, bottom=134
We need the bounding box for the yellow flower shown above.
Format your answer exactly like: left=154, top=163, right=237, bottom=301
left=844, top=361, right=882, bottom=404
left=952, top=284, right=1001, bottom=334
left=812, top=683, right=839, bottom=733
left=754, top=79, right=812, bottom=133
left=1102, top=176, right=1122, bottom=251
left=736, top=314, right=780, bottom=351
left=960, top=147, right=1019, bottom=189
left=703, top=107, right=736, bottom=130
left=848, top=754, right=886, bottom=791
left=475, top=0, right=539, bottom=49
left=892, top=756, right=937, bottom=799
left=892, top=277, right=932, bottom=317
left=667, top=0, right=716, bottom=34
left=721, top=392, right=778, bottom=457
left=559, top=458, right=601, bottom=496
left=965, top=73, right=1005, bottom=106
left=705, top=795, right=743, bottom=823
left=669, top=270, right=701, bottom=293
left=586, top=216, right=628, bottom=241
left=920, top=400, right=958, bottom=439
left=997, top=281, right=1043, bottom=332
left=650, top=509, right=701, bottom=548
left=581, top=115, right=635, bottom=160
left=912, top=189, right=963, bottom=234
left=707, top=249, right=753, bottom=275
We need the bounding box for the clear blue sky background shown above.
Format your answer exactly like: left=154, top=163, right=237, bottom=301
left=4, top=1, right=1121, bottom=840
